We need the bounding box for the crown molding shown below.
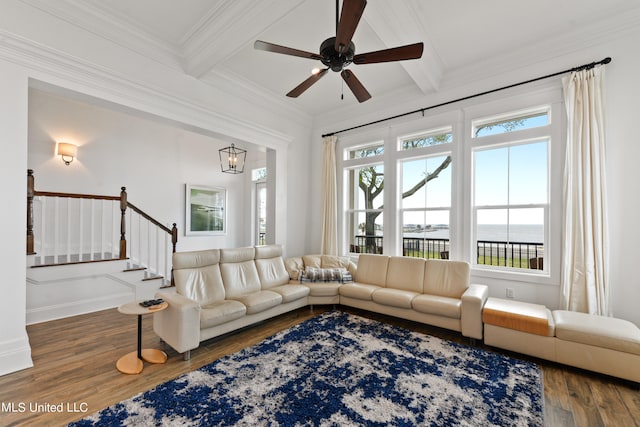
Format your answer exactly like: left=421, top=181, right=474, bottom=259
left=0, top=29, right=294, bottom=149
left=19, top=0, right=183, bottom=71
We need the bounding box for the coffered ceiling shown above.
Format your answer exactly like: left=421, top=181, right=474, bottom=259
left=22, top=0, right=640, bottom=118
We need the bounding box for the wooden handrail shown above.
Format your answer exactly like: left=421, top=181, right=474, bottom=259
left=127, top=201, right=172, bottom=234
left=33, top=191, right=120, bottom=201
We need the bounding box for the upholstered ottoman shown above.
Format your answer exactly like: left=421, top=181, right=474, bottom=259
left=482, top=297, right=556, bottom=360
left=553, top=310, right=640, bottom=383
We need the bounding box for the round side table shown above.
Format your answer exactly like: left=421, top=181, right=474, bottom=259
left=116, top=300, right=169, bottom=374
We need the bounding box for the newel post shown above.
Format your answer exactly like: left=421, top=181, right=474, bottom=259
left=119, top=187, right=127, bottom=259
left=26, top=169, right=35, bottom=255
left=171, top=223, right=178, bottom=286
left=171, top=223, right=178, bottom=253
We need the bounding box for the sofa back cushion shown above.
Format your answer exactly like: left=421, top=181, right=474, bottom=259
left=284, top=257, right=304, bottom=281
left=386, top=256, right=425, bottom=293
left=301, top=254, right=322, bottom=268
left=423, top=259, right=470, bottom=298
left=172, top=249, right=225, bottom=305
left=255, top=245, right=290, bottom=289
left=220, top=247, right=261, bottom=298
left=355, top=254, right=389, bottom=287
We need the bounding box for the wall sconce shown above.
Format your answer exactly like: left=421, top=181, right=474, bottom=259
left=219, top=143, right=246, bottom=174
left=57, top=142, right=78, bottom=166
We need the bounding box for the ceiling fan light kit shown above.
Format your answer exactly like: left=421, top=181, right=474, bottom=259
left=254, top=0, right=424, bottom=103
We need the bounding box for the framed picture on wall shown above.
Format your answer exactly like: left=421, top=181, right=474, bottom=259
left=185, top=184, right=226, bottom=235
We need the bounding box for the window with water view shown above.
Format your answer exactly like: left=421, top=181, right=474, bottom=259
left=341, top=104, right=553, bottom=273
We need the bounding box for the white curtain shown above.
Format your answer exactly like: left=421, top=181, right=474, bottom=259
left=321, top=135, right=338, bottom=255
left=561, top=65, right=610, bottom=315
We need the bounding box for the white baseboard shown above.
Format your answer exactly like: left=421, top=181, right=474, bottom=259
left=0, top=335, right=33, bottom=377
left=26, top=292, right=134, bottom=325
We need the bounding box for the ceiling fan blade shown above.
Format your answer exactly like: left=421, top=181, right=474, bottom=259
left=254, top=40, right=322, bottom=61
left=335, top=0, right=367, bottom=53
left=341, top=69, right=371, bottom=102
left=286, top=69, right=329, bottom=98
left=353, top=42, right=424, bottom=64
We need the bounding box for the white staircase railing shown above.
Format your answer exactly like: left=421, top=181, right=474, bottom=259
left=27, top=170, right=178, bottom=286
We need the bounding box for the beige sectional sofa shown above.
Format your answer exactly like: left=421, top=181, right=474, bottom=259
left=153, top=245, right=309, bottom=360
left=154, top=246, right=488, bottom=359
left=153, top=245, right=640, bottom=384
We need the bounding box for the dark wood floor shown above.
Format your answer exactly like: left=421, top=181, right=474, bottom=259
left=0, top=305, right=638, bottom=426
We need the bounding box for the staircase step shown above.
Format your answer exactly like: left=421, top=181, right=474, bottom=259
left=31, top=256, right=125, bottom=269
left=123, top=266, right=147, bottom=273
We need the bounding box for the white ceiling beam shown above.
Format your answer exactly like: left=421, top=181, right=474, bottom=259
left=181, top=0, right=307, bottom=79
left=362, top=0, right=444, bottom=94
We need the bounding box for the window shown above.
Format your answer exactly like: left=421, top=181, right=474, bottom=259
left=252, top=168, right=267, bottom=245
left=401, top=128, right=452, bottom=150
left=346, top=164, right=384, bottom=254
left=399, top=128, right=453, bottom=258
left=472, top=110, right=550, bottom=272
left=473, top=108, right=549, bottom=138
left=347, top=141, right=384, bottom=159
left=251, top=167, right=267, bottom=181
left=338, top=89, right=561, bottom=283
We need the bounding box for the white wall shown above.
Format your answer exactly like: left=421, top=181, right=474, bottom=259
left=28, top=88, right=262, bottom=251
left=311, top=27, right=640, bottom=325
left=0, top=60, right=33, bottom=375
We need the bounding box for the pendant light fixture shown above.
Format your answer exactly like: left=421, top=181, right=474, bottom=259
left=219, top=143, right=246, bottom=174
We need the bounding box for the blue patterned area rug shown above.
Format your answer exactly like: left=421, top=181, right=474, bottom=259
left=70, top=311, right=543, bottom=426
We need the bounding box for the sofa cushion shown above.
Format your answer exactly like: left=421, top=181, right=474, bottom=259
left=220, top=247, right=262, bottom=298
left=220, top=246, right=256, bottom=263
left=200, top=300, right=246, bottom=329
left=339, top=283, right=381, bottom=301
left=412, top=294, right=462, bottom=319
left=255, top=254, right=290, bottom=289
left=320, top=255, right=352, bottom=270
left=372, top=288, right=419, bottom=309
left=173, top=249, right=225, bottom=306
left=423, top=259, right=470, bottom=298
left=354, top=254, right=389, bottom=287
left=173, top=249, right=220, bottom=269
left=254, top=244, right=283, bottom=259
left=553, top=310, right=640, bottom=356
left=304, top=282, right=342, bottom=297
left=220, top=260, right=262, bottom=298
left=284, top=257, right=304, bottom=281
left=230, top=290, right=283, bottom=315
left=385, top=256, right=425, bottom=293
left=302, top=254, right=322, bottom=268
left=268, top=284, right=310, bottom=303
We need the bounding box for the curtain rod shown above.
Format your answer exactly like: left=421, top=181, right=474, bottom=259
left=322, top=57, right=611, bottom=138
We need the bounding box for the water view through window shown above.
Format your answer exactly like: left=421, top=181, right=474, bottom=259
left=347, top=108, right=550, bottom=272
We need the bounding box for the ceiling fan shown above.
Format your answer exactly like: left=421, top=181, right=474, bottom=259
left=254, top=0, right=424, bottom=103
